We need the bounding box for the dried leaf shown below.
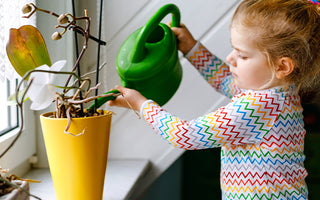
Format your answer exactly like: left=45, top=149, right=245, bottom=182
left=6, top=25, right=52, bottom=77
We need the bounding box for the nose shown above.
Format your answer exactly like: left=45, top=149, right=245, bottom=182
left=226, top=50, right=236, bottom=67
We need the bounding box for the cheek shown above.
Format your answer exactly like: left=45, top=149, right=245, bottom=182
left=237, top=61, right=273, bottom=87
left=250, top=65, right=270, bottom=77
left=248, top=57, right=270, bottom=73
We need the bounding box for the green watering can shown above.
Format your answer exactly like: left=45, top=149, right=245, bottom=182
left=89, top=4, right=182, bottom=110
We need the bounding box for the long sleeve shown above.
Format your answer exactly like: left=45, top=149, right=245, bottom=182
left=141, top=89, right=284, bottom=150
left=141, top=85, right=308, bottom=199
left=185, top=42, right=242, bottom=98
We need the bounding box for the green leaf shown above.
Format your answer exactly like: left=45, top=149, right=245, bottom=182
left=6, top=25, right=52, bottom=77
left=7, top=88, right=29, bottom=106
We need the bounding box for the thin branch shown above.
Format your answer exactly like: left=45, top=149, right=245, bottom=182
left=23, top=3, right=106, bottom=45
left=63, top=36, right=89, bottom=93
left=63, top=10, right=90, bottom=95
left=66, top=62, right=106, bottom=92
left=72, top=80, right=88, bottom=100
left=84, top=83, right=102, bottom=99
left=81, top=62, right=107, bottom=78
left=0, top=104, right=24, bottom=159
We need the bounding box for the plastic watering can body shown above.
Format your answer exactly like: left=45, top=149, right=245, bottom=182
left=116, top=4, right=182, bottom=106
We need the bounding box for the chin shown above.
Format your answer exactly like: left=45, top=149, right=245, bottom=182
left=234, top=81, right=245, bottom=90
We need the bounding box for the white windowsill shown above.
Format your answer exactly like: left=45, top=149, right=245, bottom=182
left=25, top=159, right=150, bottom=200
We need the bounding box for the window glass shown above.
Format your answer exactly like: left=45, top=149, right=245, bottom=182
left=0, top=79, right=19, bottom=136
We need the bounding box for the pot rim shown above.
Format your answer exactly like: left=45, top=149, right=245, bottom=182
left=40, top=110, right=113, bottom=120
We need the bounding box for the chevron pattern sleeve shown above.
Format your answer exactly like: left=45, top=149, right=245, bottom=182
left=142, top=89, right=284, bottom=149
left=142, top=85, right=308, bottom=199
left=185, top=42, right=242, bottom=98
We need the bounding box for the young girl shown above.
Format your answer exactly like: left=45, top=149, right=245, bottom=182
left=109, top=0, right=320, bottom=199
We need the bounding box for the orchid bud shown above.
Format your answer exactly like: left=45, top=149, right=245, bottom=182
left=51, top=32, right=62, bottom=40
left=57, top=14, right=69, bottom=24
left=22, top=4, right=32, bottom=14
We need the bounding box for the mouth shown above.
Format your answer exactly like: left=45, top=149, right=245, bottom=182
left=231, top=71, right=237, bottom=78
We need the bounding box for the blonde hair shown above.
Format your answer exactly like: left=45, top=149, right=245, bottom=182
left=232, top=0, right=320, bottom=95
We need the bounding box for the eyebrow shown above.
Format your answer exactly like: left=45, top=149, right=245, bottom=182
left=231, top=43, right=249, bottom=54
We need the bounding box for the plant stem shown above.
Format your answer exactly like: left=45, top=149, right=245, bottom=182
left=71, top=0, right=84, bottom=115
left=0, top=102, right=24, bottom=159
left=62, top=10, right=90, bottom=117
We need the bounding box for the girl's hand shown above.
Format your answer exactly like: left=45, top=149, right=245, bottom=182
left=168, top=22, right=197, bottom=55
left=107, top=85, right=147, bottom=111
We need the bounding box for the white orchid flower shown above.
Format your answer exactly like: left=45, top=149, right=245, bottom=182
left=27, top=60, right=67, bottom=110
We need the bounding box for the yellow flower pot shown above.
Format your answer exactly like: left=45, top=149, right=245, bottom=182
left=40, top=111, right=112, bottom=200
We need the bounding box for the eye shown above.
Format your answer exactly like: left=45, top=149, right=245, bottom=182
left=237, top=51, right=248, bottom=60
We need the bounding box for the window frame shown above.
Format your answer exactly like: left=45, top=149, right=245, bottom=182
left=0, top=79, right=19, bottom=137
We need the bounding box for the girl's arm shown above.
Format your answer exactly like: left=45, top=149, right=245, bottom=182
left=186, top=42, right=241, bottom=98
left=108, top=86, right=284, bottom=150
left=141, top=91, right=284, bottom=150
left=170, top=24, right=241, bottom=98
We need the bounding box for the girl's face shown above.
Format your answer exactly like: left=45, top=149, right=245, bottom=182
left=226, top=25, right=278, bottom=90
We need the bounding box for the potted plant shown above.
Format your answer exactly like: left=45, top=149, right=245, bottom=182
left=1, top=3, right=123, bottom=200
left=0, top=167, right=40, bottom=200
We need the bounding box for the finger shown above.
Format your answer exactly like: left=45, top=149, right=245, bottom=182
left=171, top=27, right=182, bottom=36
left=179, top=23, right=185, bottom=28
left=114, top=85, right=127, bottom=93
left=107, top=94, right=127, bottom=108
left=114, top=85, right=123, bottom=90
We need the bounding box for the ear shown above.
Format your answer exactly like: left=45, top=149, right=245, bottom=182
left=275, top=57, right=294, bottom=79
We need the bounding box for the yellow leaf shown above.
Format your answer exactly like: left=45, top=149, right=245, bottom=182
left=6, top=25, right=52, bottom=77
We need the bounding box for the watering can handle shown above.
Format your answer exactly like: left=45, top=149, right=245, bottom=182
left=131, top=4, right=181, bottom=63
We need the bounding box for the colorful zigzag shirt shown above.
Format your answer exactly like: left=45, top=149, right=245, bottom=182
left=140, top=42, right=308, bottom=199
